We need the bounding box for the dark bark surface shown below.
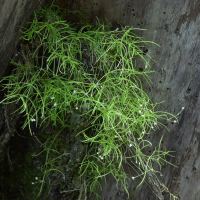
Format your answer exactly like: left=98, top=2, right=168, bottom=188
left=60, top=0, right=200, bottom=199
left=0, top=0, right=45, bottom=77
left=1, top=0, right=200, bottom=199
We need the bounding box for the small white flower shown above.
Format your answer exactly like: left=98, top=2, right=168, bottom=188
left=142, top=115, right=145, bottom=117
left=154, top=122, right=157, bottom=126
left=140, top=104, right=143, bottom=107
left=32, top=182, right=34, bottom=185
left=73, top=90, right=76, bottom=93
left=182, top=107, right=185, bottom=110
left=173, top=120, right=177, bottom=123
left=51, top=97, right=55, bottom=99
left=160, top=173, right=163, bottom=177
left=76, top=107, right=78, bottom=110
left=142, top=131, right=145, bottom=135
left=31, top=119, right=36, bottom=122
left=129, top=144, right=132, bottom=147
left=131, top=177, right=135, bottom=180
left=139, top=110, right=142, bottom=113
left=100, top=155, right=104, bottom=160
left=54, top=102, right=57, bottom=107
left=35, top=177, right=38, bottom=180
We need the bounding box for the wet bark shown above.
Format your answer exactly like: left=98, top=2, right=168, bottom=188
left=1, top=0, right=200, bottom=199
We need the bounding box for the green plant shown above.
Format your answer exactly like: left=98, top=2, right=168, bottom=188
left=32, top=133, right=67, bottom=197
left=0, top=4, right=180, bottom=200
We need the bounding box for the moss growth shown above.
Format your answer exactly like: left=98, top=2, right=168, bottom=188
left=0, top=134, right=43, bottom=200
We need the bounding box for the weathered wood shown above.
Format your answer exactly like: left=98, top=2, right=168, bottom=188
left=58, top=0, right=200, bottom=199
left=0, top=0, right=45, bottom=77
left=0, top=0, right=46, bottom=165
left=1, top=0, right=200, bottom=199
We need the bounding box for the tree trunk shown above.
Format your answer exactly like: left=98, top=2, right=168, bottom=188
left=1, top=0, right=200, bottom=199
left=0, top=0, right=47, bottom=164
left=0, top=0, right=45, bottom=77
left=62, top=0, right=199, bottom=199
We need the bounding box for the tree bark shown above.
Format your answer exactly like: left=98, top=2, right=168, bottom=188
left=0, top=0, right=46, bottom=163
left=0, top=0, right=45, bottom=77
left=1, top=0, right=200, bottom=199
left=59, top=0, right=199, bottom=199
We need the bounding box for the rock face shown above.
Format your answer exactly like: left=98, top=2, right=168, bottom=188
left=1, top=0, right=200, bottom=199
